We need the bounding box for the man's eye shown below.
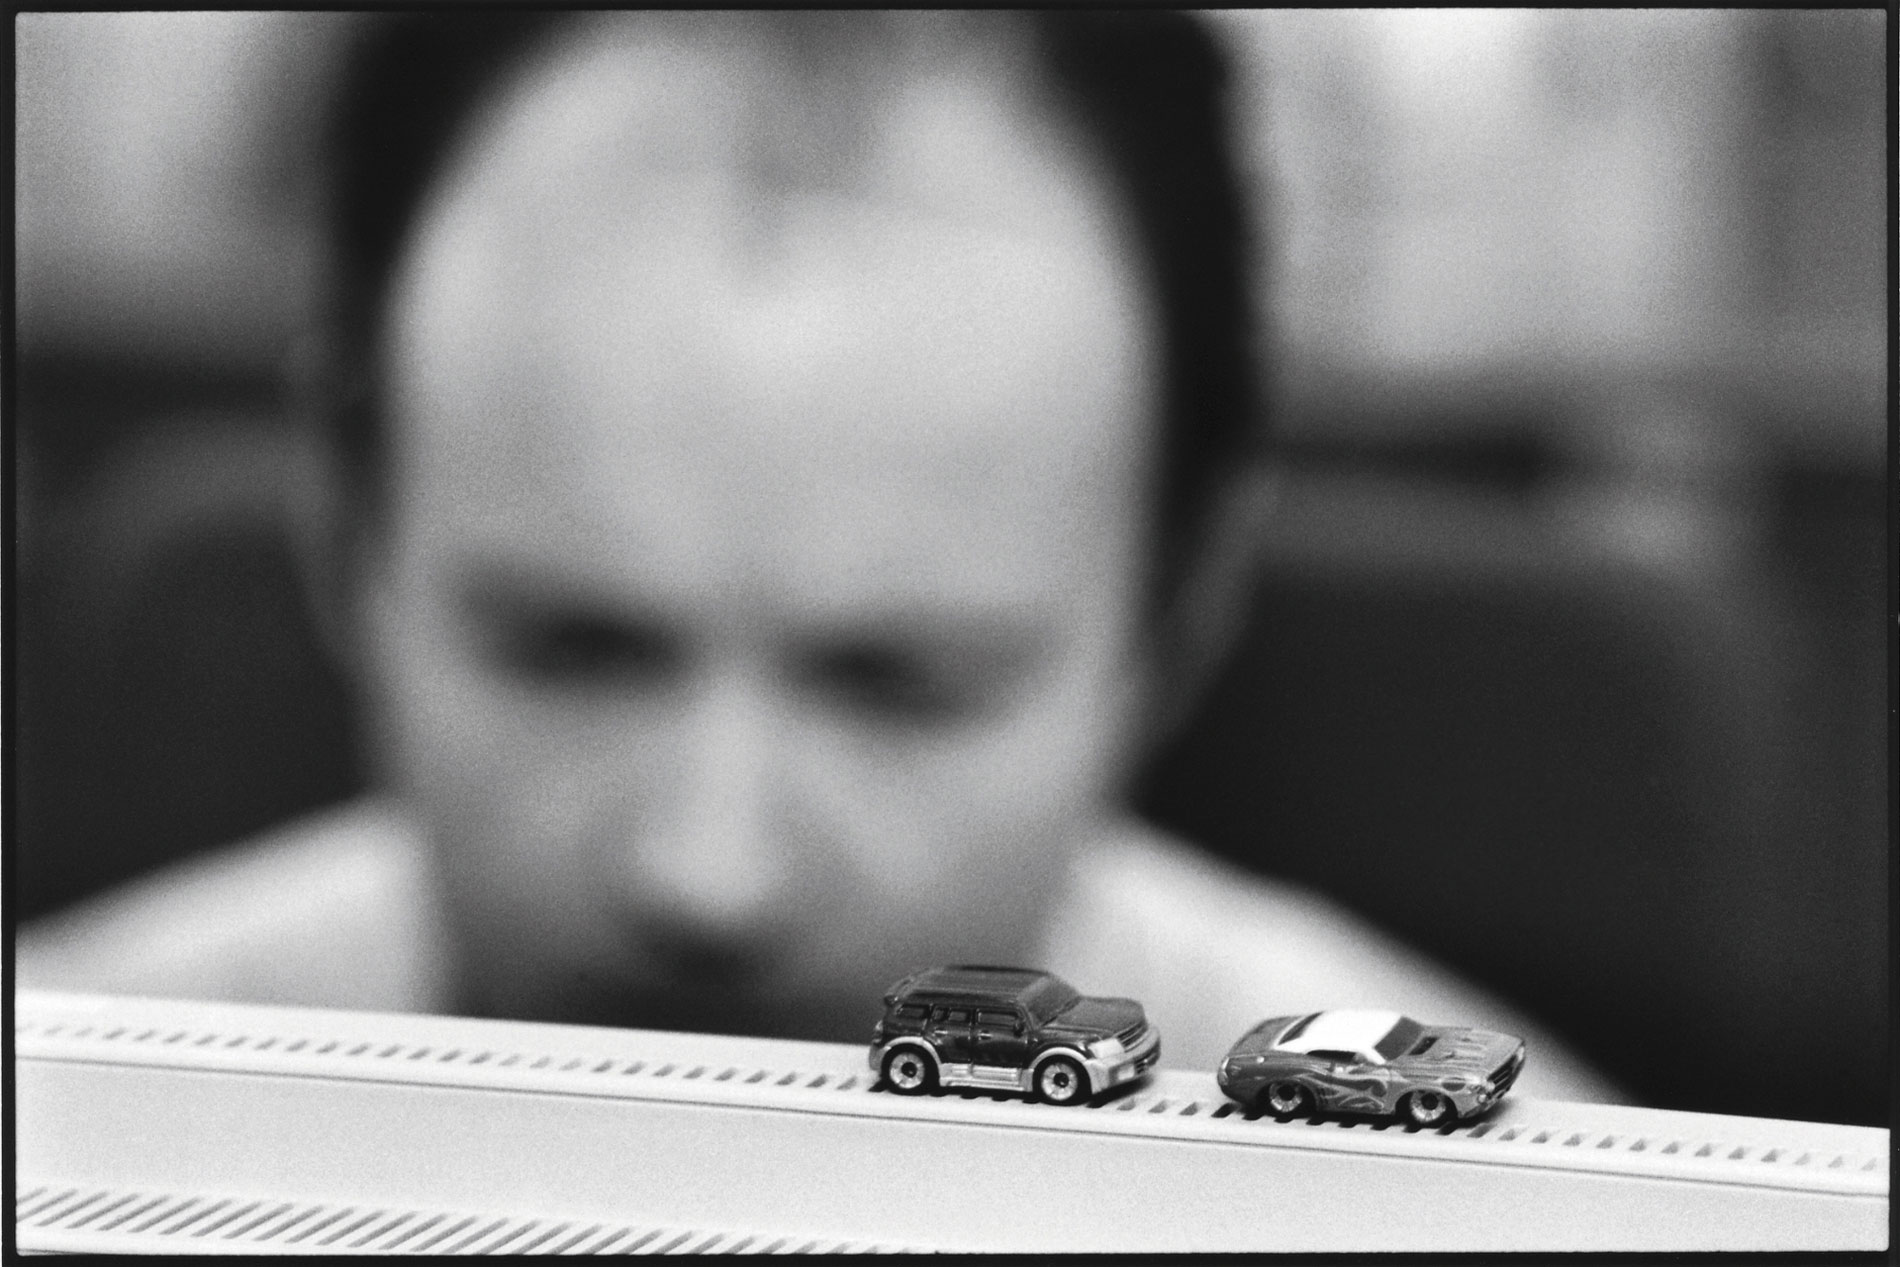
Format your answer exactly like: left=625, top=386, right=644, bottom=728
left=485, top=614, right=678, bottom=684
left=806, top=644, right=975, bottom=722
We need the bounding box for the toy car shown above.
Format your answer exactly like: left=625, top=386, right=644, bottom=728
left=870, top=965, right=1159, bottom=1105
left=1216, top=1009, right=1525, bottom=1127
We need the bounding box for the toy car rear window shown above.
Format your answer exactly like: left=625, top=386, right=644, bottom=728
left=1373, top=1018, right=1424, bottom=1062
left=893, top=1003, right=927, bottom=1020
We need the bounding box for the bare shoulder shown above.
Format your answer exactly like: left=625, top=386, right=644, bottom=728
left=1054, top=820, right=1402, bottom=967
left=17, top=799, right=445, bottom=1012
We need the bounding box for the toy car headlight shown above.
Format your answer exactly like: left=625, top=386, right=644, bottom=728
left=1087, top=1036, right=1124, bottom=1060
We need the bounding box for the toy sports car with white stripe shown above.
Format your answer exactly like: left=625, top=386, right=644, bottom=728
left=1217, top=1009, right=1525, bottom=1126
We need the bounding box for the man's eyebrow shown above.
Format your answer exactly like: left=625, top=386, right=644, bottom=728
left=799, top=612, right=1056, bottom=663
left=450, top=561, right=648, bottom=619
left=450, top=557, right=1062, bottom=656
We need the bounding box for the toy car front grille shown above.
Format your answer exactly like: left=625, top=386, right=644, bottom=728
left=1117, top=1020, right=1148, bottom=1046
left=1489, top=1051, right=1524, bottom=1095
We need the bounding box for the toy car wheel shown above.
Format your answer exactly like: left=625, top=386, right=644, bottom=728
left=1261, top=1080, right=1313, bottom=1119
left=882, top=1047, right=937, bottom=1096
left=1034, top=1056, right=1090, bottom=1106
left=1402, top=1090, right=1453, bottom=1127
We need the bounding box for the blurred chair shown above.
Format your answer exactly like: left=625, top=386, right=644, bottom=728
left=17, top=414, right=363, bottom=920
left=1137, top=466, right=1883, bottom=1127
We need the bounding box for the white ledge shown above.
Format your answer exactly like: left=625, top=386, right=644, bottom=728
left=16, top=990, right=1888, bottom=1252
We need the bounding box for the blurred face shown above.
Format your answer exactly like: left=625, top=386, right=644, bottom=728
left=363, top=17, right=1160, bottom=1038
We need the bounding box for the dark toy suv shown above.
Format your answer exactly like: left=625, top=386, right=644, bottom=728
left=869, top=965, right=1160, bottom=1105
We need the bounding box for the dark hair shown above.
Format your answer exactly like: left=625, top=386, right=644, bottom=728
left=315, top=10, right=1263, bottom=619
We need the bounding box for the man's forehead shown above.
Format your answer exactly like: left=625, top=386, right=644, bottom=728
left=388, top=9, right=1152, bottom=455
left=379, top=10, right=1158, bottom=626
left=432, top=11, right=1092, bottom=257
left=404, top=364, right=1149, bottom=625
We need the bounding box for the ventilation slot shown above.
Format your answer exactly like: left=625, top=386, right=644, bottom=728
left=18, top=1017, right=893, bottom=1105
left=23, top=1189, right=103, bottom=1227
left=24, top=1190, right=919, bottom=1255
left=16, top=1185, right=898, bottom=1254
left=191, top=1200, right=269, bottom=1238
left=50, top=1192, right=127, bottom=1228
left=431, top=1215, right=507, bottom=1253
left=96, top=1193, right=172, bottom=1231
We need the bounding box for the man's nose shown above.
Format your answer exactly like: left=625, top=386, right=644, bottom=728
left=626, top=670, right=791, bottom=936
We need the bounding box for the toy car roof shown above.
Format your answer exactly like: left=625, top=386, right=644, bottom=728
left=1276, top=1009, right=1405, bottom=1054
left=887, top=965, right=1058, bottom=1003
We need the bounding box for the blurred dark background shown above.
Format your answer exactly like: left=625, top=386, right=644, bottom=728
left=13, top=12, right=1886, bottom=1127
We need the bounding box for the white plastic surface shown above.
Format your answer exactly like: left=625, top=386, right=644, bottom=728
left=14, top=991, right=1889, bottom=1252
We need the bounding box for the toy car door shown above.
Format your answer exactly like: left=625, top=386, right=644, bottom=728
left=926, top=1005, right=978, bottom=1072
left=974, top=1008, right=1030, bottom=1083
left=1308, top=1047, right=1392, bottom=1115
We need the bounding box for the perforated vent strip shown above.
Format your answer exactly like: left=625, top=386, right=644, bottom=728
left=14, top=1185, right=912, bottom=1254
left=18, top=1016, right=876, bottom=1098
left=19, top=1016, right=1884, bottom=1176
